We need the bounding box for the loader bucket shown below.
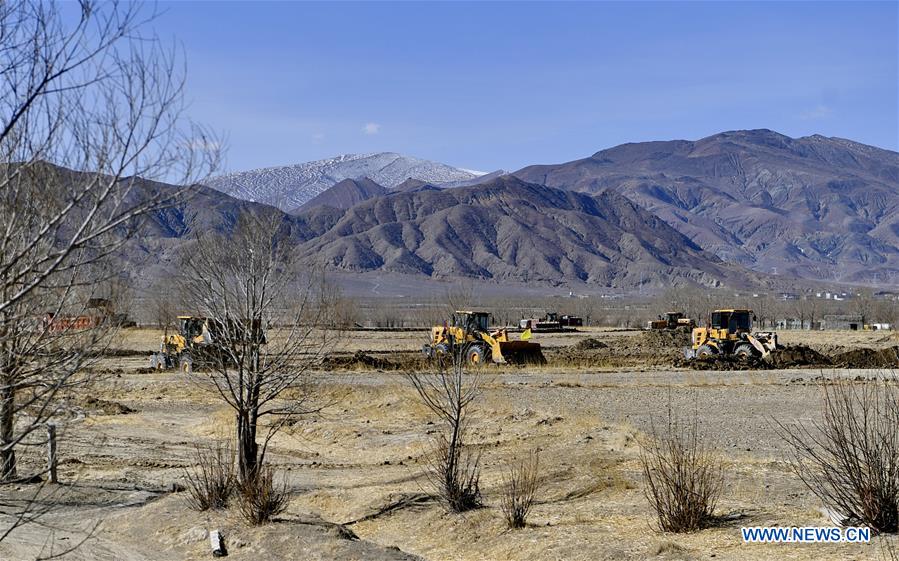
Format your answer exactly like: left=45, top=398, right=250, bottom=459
left=499, top=341, right=546, bottom=365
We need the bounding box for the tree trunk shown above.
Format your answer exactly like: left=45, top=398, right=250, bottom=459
left=1, top=383, right=16, bottom=481
left=237, top=410, right=258, bottom=482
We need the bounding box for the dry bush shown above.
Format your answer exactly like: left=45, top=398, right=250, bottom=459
left=639, top=408, right=723, bottom=532
left=427, top=431, right=482, bottom=512
left=500, top=451, right=541, bottom=528
left=237, top=464, right=289, bottom=525
left=184, top=442, right=235, bottom=511
left=778, top=377, right=899, bottom=533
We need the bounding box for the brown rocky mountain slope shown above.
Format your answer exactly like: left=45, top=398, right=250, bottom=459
left=514, top=129, right=899, bottom=283
left=288, top=175, right=747, bottom=287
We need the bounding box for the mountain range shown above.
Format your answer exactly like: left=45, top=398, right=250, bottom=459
left=205, top=153, right=483, bottom=213
left=514, top=129, right=899, bottom=284
left=106, top=129, right=899, bottom=292
left=287, top=175, right=741, bottom=287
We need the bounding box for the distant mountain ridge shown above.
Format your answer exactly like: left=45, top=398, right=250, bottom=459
left=297, top=177, right=388, bottom=212
left=514, top=129, right=899, bottom=283
left=287, top=175, right=745, bottom=287
left=127, top=171, right=753, bottom=289
left=206, top=152, right=483, bottom=212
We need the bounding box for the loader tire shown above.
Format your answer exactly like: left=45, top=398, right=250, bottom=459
left=465, top=345, right=487, bottom=366
left=734, top=344, right=755, bottom=360
left=696, top=344, right=717, bottom=359
left=179, top=354, right=193, bottom=374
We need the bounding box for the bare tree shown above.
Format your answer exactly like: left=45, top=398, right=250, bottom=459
left=406, top=334, right=483, bottom=512
left=443, top=282, right=475, bottom=315
left=0, top=0, right=217, bottom=483
left=658, top=286, right=709, bottom=326
left=318, top=280, right=358, bottom=330
left=0, top=1, right=219, bottom=544
left=150, top=286, right=180, bottom=331
left=875, top=298, right=899, bottom=330
left=789, top=295, right=821, bottom=330
left=751, top=294, right=775, bottom=329
left=853, top=289, right=876, bottom=328
left=182, top=213, right=332, bottom=482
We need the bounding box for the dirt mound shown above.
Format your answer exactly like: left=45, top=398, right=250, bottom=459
left=322, top=351, right=398, bottom=370
left=641, top=329, right=691, bottom=348
left=767, top=345, right=831, bottom=368
left=676, top=345, right=831, bottom=370
left=674, top=354, right=762, bottom=370
left=83, top=397, right=135, bottom=415
left=572, top=338, right=607, bottom=351
left=99, top=348, right=149, bottom=357
left=831, top=346, right=899, bottom=368
left=551, top=332, right=684, bottom=368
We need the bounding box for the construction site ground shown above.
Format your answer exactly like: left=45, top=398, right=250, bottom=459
left=2, top=327, right=898, bottom=560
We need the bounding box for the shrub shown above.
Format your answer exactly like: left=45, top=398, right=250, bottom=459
left=426, top=431, right=482, bottom=512
left=779, top=377, right=899, bottom=533
left=184, top=442, right=235, bottom=511
left=500, top=451, right=541, bottom=528
left=639, top=410, right=723, bottom=532
left=237, top=464, right=289, bottom=525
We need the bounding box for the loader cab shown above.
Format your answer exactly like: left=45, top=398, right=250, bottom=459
left=709, top=309, right=752, bottom=335
left=179, top=316, right=204, bottom=339
left=666, top=311, right=684, bottom=328
left=452, top=311, right=490, bottom=333
left=178, top=316, right=212, bottom=345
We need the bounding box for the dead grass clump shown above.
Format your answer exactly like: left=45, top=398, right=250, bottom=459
left=653, top=540, right=686, bottom=555
left=427, top=432, right=482, bottom=512
left=778, top=377, right=899, bottom=533
left=184, top=442, right=235, bottom=511
left=639, top=408, right=723, bottom=532
left=500, top=451, right=541, bottom=528
left=237, top=464, right=289, bottom=525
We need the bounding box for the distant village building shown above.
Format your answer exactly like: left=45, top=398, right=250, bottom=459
left=821, top=314, right=864, bottom=331
left=776, top=318, right=807, bottom=330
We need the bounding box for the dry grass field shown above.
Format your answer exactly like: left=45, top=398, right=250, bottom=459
left=1, top=327, right=897, bottom=560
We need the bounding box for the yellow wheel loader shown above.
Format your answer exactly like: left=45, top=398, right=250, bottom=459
left=648, top=311, right=696, bottom=331
left=149, top=316, right=265, bottom=373
left=422, top=311, right=545, bottom=366
left=684, top=309, right=778, bottom=360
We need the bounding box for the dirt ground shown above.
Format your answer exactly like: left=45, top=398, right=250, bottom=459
left=1, top=327, right=898, bottom=560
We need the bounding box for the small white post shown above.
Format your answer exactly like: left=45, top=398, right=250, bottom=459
left=47, top=423, right=58, bottom=484
left=209, top=529, right=226, bottom=557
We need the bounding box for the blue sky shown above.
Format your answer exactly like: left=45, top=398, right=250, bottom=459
left=153, top=1, right=898, bottom=173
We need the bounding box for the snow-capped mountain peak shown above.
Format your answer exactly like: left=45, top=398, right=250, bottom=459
left=205, top=152, right=485, bottom=211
